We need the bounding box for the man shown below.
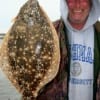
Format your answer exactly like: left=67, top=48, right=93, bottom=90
left=37, top=0, right=100, bottom=100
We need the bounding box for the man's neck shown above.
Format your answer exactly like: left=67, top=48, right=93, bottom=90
left=69, top=22, right=86, bottom=30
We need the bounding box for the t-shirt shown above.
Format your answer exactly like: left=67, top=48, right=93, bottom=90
left=67, top=26, right=94, bottom=100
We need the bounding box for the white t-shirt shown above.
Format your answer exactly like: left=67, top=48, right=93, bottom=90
left=67, top=26, right=94, bottom=100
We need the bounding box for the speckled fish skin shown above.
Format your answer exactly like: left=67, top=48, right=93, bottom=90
left=0, top=0, right=60, bottom=100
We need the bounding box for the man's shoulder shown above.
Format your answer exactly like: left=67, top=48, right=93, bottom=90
left=94, top=21, right=100, bottom=33
left=53, top=19, right=61, bottom=29
left=53, top=19, right=64, bottom=32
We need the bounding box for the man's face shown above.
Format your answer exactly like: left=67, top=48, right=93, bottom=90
left=67, top=0, right=91, bottom=24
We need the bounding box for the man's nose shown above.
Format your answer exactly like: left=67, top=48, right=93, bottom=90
left=75, top=0, right=80, bottom=8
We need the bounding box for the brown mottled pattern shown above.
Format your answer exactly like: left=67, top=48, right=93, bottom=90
left=0, top=0, right=60, bottom=100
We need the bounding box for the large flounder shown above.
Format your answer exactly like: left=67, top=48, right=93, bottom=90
left=0, top=0, right=60, bottom=99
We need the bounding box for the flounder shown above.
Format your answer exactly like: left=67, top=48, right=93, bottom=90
left=0, top=0, right=60, bottom=99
